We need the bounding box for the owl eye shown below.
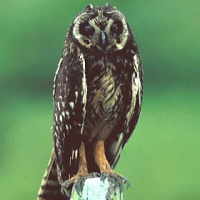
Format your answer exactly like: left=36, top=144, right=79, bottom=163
left=79, top=22, right=95, bottom=36
left=110, top=20, right=123, bottom=35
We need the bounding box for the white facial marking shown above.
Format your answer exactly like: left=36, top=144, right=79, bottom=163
left=73, top=13, right=91, bottom=48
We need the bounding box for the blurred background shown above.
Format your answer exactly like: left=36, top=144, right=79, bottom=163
left=0, top=0, right=200, bottom=199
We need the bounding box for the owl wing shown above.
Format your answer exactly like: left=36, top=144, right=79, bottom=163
left=53, top=52, right=87, bottom=183
left=106, top=53, right=143, bottom=168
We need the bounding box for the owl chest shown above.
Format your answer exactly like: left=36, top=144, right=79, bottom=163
left=87, top=70, right=123, bottom=121
left=84, top=67, right=127, bottom=142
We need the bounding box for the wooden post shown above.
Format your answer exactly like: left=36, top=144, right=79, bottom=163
left=69, top=173, right=127, bottom=200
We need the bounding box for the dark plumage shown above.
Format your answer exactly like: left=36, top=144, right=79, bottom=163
left=38, top=4, right=143, bottom=200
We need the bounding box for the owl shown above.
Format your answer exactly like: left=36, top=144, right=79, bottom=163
left=38, top=4, right=143, bottom=200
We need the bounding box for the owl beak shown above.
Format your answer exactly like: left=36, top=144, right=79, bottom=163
left=99, top=31, right=108, bottom=49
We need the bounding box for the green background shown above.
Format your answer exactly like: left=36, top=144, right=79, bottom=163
left=1, top=0, right=199, bottom=199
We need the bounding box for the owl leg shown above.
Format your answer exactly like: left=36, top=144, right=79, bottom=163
left=94, top=140, right=129, bottom=185
left=93, top=140, right=121, bottom=175
left=63, top=142, right=88, bottom=188
left=94, top=140, right=112, bottom=172
left=77, top=141, right=88, bottom=175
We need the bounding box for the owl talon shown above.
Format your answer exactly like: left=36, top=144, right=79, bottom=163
left=100, top=171, right=130, bottom=188
left=61, top=173, right=89, bottom=196
left=65, top=173, right=89, bottom=187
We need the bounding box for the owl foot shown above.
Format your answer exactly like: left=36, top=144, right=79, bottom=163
left=100, top=171, right=130, bottom=188
left=61, top=171, right=89, bottom=197
left=93, top=140, right=130, bottom=188
left=66, top=172, right=89, bottom=187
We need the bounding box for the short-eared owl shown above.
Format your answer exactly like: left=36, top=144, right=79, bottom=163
left=38, top=4, right=143, bottom=200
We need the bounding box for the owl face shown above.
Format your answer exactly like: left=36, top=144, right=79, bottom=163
left=72, top=4, right=129, bottom=53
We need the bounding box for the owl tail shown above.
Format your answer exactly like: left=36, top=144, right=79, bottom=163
left=37, top=150, right=66, bottom=200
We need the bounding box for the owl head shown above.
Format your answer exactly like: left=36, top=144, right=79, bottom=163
left=71, top=4, right=130, bottom=53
